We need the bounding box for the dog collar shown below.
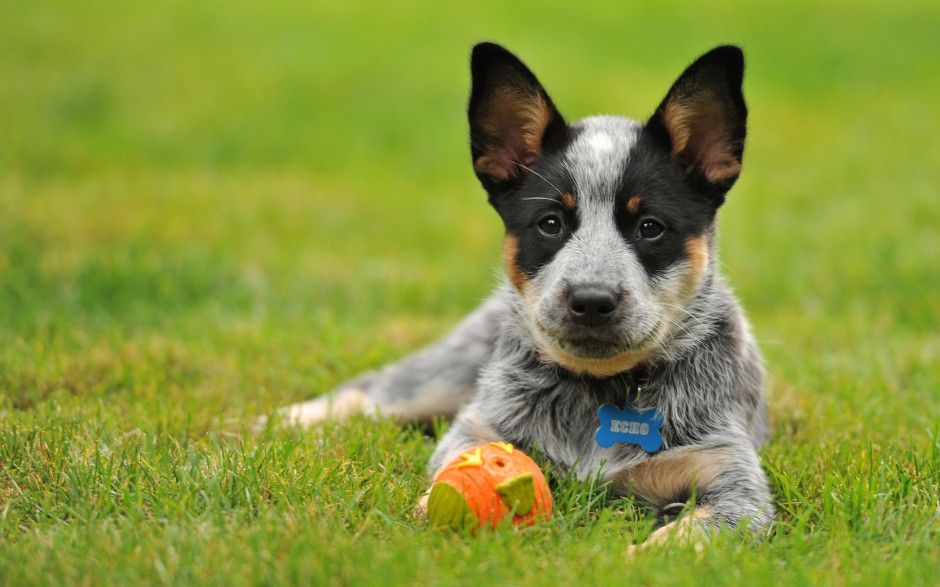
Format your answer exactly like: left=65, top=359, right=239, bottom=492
left=623, top=362, right=649, bottom=392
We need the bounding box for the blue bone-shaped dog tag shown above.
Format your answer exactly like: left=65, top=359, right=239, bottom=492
left=595, top=403, right=664, bottom=453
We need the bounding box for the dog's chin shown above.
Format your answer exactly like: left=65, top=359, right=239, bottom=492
left=556, top=337, right=626, bottom=360
left=539, top=336, right=651, bottom=378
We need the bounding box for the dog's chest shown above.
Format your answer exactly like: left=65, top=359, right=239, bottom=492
left=501, top=377, right=654, bottom=478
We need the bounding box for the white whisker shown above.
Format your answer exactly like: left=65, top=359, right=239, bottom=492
left=513, top=162, right=565, bottom=197
left=659, top=302, right=708, bottom=329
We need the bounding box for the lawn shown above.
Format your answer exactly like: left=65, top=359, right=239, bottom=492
left=1, top=0, right=939, bottom=584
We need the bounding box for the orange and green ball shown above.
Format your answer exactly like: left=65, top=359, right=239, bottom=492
left=427, top=442, right=553, bottom=531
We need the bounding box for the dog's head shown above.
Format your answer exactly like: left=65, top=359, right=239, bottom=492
left=468, top=43, right=747, bottom=377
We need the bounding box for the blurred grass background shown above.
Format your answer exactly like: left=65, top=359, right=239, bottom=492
left=1, top=0, right=939, bottom=585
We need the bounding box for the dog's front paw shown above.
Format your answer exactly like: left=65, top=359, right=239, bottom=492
left=626, top=533, right=706, bottom=558
left=626, top=507, right=712, bottom=557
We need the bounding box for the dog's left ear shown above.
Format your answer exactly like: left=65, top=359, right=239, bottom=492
left=468, top=42, right=567, bottom=196
left=646, top=45, right=748, bottom=205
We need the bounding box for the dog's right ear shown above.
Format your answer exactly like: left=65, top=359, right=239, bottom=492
left=468, top=43, right=567, bottom=196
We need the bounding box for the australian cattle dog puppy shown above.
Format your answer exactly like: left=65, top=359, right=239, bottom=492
left=278, top=43, right=774, bottom=545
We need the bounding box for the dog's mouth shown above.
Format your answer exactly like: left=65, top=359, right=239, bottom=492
left=534, top=318, right=644, bottom=358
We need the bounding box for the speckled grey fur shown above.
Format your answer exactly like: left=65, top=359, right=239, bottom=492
left=422, top=117, right=770, bottom=535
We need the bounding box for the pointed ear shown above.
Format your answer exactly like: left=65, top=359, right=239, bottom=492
left=468, top=43, right=567, bottom=194
left=646, top=46, right=748, bottom=204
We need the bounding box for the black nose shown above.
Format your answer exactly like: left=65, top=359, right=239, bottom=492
left=567, top=285, right=619, bottom=327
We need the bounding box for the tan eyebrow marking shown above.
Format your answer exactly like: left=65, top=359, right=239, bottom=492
left=627, top=196, right=642, bottom=214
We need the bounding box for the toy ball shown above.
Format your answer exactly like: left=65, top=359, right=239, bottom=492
left=427, top=442, right=552, bottom=531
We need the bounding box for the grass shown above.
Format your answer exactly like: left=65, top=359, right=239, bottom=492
left=1, top=0, right=939, bottom=584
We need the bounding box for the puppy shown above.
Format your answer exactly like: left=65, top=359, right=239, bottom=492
left=281, top=43, right=774, bottom=542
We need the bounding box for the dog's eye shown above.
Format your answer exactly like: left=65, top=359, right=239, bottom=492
left=638, top=220, right=665, bottom=239
left=537, top=215, right=564, bottom=237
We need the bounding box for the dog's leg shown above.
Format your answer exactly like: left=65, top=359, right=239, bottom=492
left=271, top=293, right=506, bottom=428
left=614, top=439, right=774, bottom=550
left=413, top=404, right=506, bottom=517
